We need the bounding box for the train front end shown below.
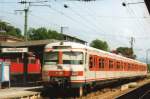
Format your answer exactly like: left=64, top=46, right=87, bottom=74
left=42, top=42, right=85, bottom=88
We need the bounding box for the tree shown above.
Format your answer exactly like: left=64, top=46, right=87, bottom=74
left=0, top=20, right=22, bottom=37
left=147, top=64, right=150, bottom=73
left=90, top=39, right=109, bottom=51
left=116, top=47, right=136, bottom=59
left=28, top=27, right=62, bottom=40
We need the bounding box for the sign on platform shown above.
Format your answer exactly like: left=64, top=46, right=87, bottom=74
left=0, top=62, right=10, bottom=82
left=2, top=48, right=28, bottom=53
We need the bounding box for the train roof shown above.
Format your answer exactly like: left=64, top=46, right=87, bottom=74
left=45, top=41, right=146, bottom=65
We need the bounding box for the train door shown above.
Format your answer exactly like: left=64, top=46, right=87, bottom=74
left=85, top=53, right=93, bottom=83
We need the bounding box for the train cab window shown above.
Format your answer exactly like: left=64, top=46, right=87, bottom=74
left=62, top=52, right=83, bottom=65
left=99, top=58, right=105, bottom=69
left=44, top=52, right=59, bottom=65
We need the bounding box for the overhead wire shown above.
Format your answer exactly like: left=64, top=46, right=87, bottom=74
left=130, top=0, right=150, bottom=36
left=60, top=4, right=99, bottom=33
left=69, top=3, right=103, bottom=31
left=121, top=0, right=150, bottom=50
left=29, top=13, right=61, bottom=28
left=48, top=1, right=98, bottom=34
left=70, top=1, right=130, bottom=46
left=130, top=0, right=148, bottom=35
left=53, top=1, right=112, bottom=41
left=75, top=1, right=123, bottom=38
left=122, top=0, right=148, bottom=37
left=49, top=7, right=95, bottom=38
left=61, top=0, right=131, bottom=38
left=1, top=0, right=150, bottom=40
left=0, top=1, right=17, bottom=3
left=54, top=0, right=121, bottom=42
left=0, top=0, right=90, bottom=37
left=123, top=0, right=148, bottom=36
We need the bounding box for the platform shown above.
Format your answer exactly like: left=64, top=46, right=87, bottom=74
left=0, top=86, right=42, bottom=99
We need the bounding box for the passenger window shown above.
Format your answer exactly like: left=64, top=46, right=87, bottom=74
left=128, top=64, right=131, bottom=70
left=99, top=58, right=105, bottom=69
left=109, top=60, right=113, bottom=69
left=117, top=62, right=120, bottom=69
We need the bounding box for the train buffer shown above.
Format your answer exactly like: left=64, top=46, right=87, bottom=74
left=0, top=86, right=42, bottom=99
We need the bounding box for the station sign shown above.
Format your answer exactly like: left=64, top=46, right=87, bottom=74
left=2, top=48, right=28, bottom=53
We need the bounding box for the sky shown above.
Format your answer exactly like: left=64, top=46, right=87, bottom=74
left=0, top=0, right=150, bottom=62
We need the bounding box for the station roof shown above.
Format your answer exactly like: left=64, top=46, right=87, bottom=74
left=0, top=39, right=58, bottom=47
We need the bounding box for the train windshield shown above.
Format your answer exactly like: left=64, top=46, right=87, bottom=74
left=44, top=51, right=83, bottom=65
left=44, top=52, right=59, bottom=65
left=62, top=52, right=83, bottom=65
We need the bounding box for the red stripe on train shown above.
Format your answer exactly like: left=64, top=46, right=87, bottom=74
left=48, top=71, right=83, bottom=77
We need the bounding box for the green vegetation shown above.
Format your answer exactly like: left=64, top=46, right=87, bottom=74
left=116, top=47, right=136, bottom=59
left=0, top=20, right=63, bottom=40
left=0, top=20, right=23, bottom=37
left=90, top=39, right=109, bottom=51
left=28, top=27, right=63, bottom=40
left=147, top=64, right=150, bottom=73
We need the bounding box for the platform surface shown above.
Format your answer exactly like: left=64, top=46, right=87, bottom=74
left=0, top=86, right=42, bottom=99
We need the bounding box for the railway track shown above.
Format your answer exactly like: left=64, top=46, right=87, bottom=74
left=41, top=78, right=150, bottom=99
left=116, top=83, right=150, bottom=99
left=79, top=78, right=150, bottom=99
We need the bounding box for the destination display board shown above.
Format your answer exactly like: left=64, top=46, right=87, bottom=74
left=2, top=48, right=28, bottom=53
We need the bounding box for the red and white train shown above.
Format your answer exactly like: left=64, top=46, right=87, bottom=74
left=42, top=41, right=147, bottom=95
